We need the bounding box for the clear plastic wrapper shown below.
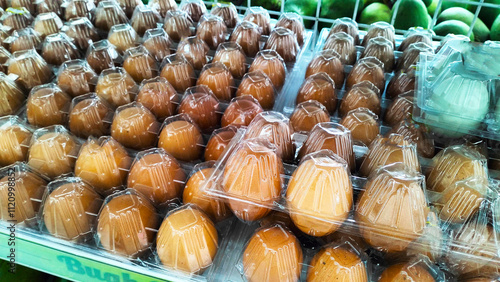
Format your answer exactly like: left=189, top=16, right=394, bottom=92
left=0, top=162, right=48, bottom=225
left=68, top=93, right=114, bottom=138
left=111, top=102, right=160, bottom=150
left=42, top=32, right=81, bottom=65
left=362, top=21, right=395, bottom=48
left=11, top=0, right=36, bottom=15
left=221, top=95, right=263, bottom=128
left=359, top=133, right=420, bottom=177
left=160, top=53, right=196, bottom=92
left=157, top=113, right=204, bottom=162
left=61, top=17, right=100, bottom=51
left=205, top=126, right=237, bottom=162
left=0, top=115, right=33, bottom=166
left=0, top=72, right=25, bottom=117
left=361, top=36, right=394, bottom=73
left=130, top=5, right=161, bottom=37
left=197, top=62, right=234, bottom=102
left=163, top=10, right=194, bottom=42
left=289, top=100, right=330, bottom=133
left=306, top=49, right=344, bottom=88
left=96, top=188, right=160, bottom=258
left=264, top=27, right=300, bottom=63
left=33, top=12, right=63, bottom=38
left=136, top=76, right=178, bottom=120
left=86, top=39, right=122, bottom=74
left=236, top=70, right=276, bottom=110
left=244, top=111, right=295, bottom=162
left=386, top=67, right=416, bottom=99
left=210, top=3, right=238, bottom=29
left=276, top=13, right=304, bottom=47
left=179, top=0, right=206, bottom=22
left=8, top=49, right=52, bottom=89
left=107, top=23, right=139, bottom=54
left=398, top=27, right=434, bottom=52
left=26, top=83, right=71, bottom=127
left=388, top=119, right=435, bottom=158
left=345, top=56, right=385, bottom=93
left=328, top=17, right=359, bottom=45
left=40, top=176, right=103, bottom=242
left=339, top=107, right=380, bottom=147
left=123, top=45, right=158, bottom=83
left=57, top=59, right=98, bottom=97
left=127, top=147, right=185, bottom=208
left=148, top=0, right=177, bottom=18
left=95, top=67, right=138, bottom=108
left=1, top=7, right=33, bottom=31
left=296, top=72, right=337, bottom=114
left=156, top=204, right=218, bottom=274
left=396, top=42, right=433, bottom=72
left=74, top=135, right=132, bottom=195
left=242, top=6, right=270, bottom=36
left=0, top=46, right=10, bottom=73
left=435, top=33, right=470, bottom=53
left=178, top=85, right=221, bottom=133
left=63, top=0, right=95, bottom=21
left=323, top=31, right=356, bottom=65
left=4, top=27, right=42, bottom=53
left=115, top=0, right=143, bottom=19
left=176, top=36, right=208, bottom=70
left=27, top=125, right=81, bottom=179
left=197, top=14, right=227, bottom=50
left=339, top=80, right=381, bottom=117
left=229, top=21, right=260, bottom=57
left=384, top=91, right=415, bottom=126
left=36, top=0, right=62, bottom=16
left=0, top=23, right=11, bottom=42
left=213, top=42, right=246, bottom=79
left=94, top=0, right=128, bottom=32
left=143, top=28, right=172, bottom=63
left=248, top=49, right=286, bottom=90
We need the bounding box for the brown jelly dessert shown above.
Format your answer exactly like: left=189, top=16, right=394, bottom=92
left=148, top=0, right=178, bottom=18
left=398, top=27, right=433, bottom=52
left=296, top=72, right=337, bottom=114
left=323, top=31, right=356, bottom=65
left=0, top=46, right=9, bottom=73
left=163, top=10, right=194, bottom=42
left=242, top=6, right=271, bottom=35
left=221, top=95, right=263, bottom=127
left=64, top=0, right=95, bottom=21
left=197, top=62, right=234, bottom=101
left=86, top=40, right=121, bottom=74
left=276, top=12, right=305, bottom=46
left=37, top=0, right=62, bottom=15
left=158, top=115, right=204, bottom=162
left=0, top=118, right=32, bottom=166
left=1, top=7, right=33, bottom=31
left=339, top=80, right=381, bottom=117
left=8, top=49, right=52, bottom=89
left=94, top=1, right=128, bottom=32
left=62, top=17, right=100, bottom=51
left=116, top=0, right=143, bottom=18
left=248, top=50, right=286, bottom=89
left=204, top=126, right=237, bottom=161
left=386, top=68, right=416, bottom=99
left=111, top=102, right=160, bottom=150
left=0, top=73, right=25, bottom=116
left=11, top=0, right=35, bottom=15
left=160, top=53, right=196, bottom=92
left=384, top=91, right=415, bottom=126
left=179, top=0, right=207, bottom=22
left=136, top=77, right=178, bottom=120
left=213, top=42, right=247, bottom=79
left=27, top=84, right=71, bottom=127
left=176, top=36, right=209, bottom=70
left=68, top=94, right=114, bottom=138
left=33, top=12, right=63, bottom=38
left=378, top=262, right=434, bottom=282
left=236, top=70, right=276, bottom=110
left=307, top=246, right=367, bottom=281
left=328, top=17, right=359, bottom=45
left=130, top=5, right=161, bottom=37
left=306, top=49, right=344, bottom=88
left=57, top=59, right=98, bottom=97
left=290, top=100, right=330, bottom=132
left=396, top=42, right=433, bottom=72
left=107, top=24, right=139, bottom=54
left=230, top=21, right=261, bottom=57
left=345, top=57, right=385, bottom=93
left=196, top=14, right=227, bottom=50
left=7, top=27, right=42, bottom=53
left=388, top=119, right=435, bottom=158
left=363, top=21, right=395, bottom=48
left=361, top=36, right=394, bottom=73
left=42, top=33, right=81, bottom=65
left=123, top=46, right=158, bottom=83
left=178, top=85, right=221, bottom=133
left=264, top=27, right=300, bottom=63
left=210, top=3, right=238, bottom=28
left=339, top=108, right=379, bottom=146
left=96, top=68, right=138, bottom=108
left=143, top=28, right=172, bottom=62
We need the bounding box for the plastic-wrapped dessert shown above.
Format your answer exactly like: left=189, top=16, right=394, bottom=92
left=8, top=49, right=52, bottom=89
left=68, top=93, right=114, bottom=138
left=244, top=111, right=295, bottom=162
left=339, top=108, right=379, bottom=146
left=64, top=0, right=95, bottom=21
left=276, top=12, right=305, bottom=46
left=163, top=10, right=194, bottom=42
left=287, top=150, right=353, bottom=236
left=339, top=80, right=381, bottom=117
left=0, top=116, right=33, bottom=166
left=28, top=126, right=80, bottom=179
left=323, top=31, right=356, bottom=65
left=75, top=136, right=132, bottom=195
left=386, top=68, right=416, bottom=99
left=388, top=119, right=435, bottom=158
left=213, top=42, right=246, bottom=79
left=290, top=100, right=330, bottom=132
left=384, top=91, right=415, bottom=126
left=205, top=126, right=237, bottom=161
left=5, top=27, right=42, bottom=53
left=362, top=21, right=395, bottom=48
left=148, top=0, right=177, bottom=18
left=176, top=36, right=208, bottom=70
left=306, top=50, right=344, bottom=88
left=97, top=191, right=160, bottom=257
left=57, top=59, right=98, bottom=97
left=37, top=0, right=62, bottom=16
left=221, top=95, right=263, bottom=127
left=308, top=245, right=368, bottom=282
left=107, top=24, right=139, bottom=54
left=158, top=114, right=204, bottom=162
left=242, top=6, right=271, bottom=36
left=236, top=70, right=276, bottom=110
left=179, top=0, right=207, bottom=22
left=156, top=205, right=218, bottom=274
left=210, top=3, right=238, bottom=28
left=95, top=67, right=138, bottom=108
left=296, top=72, right=337, bottom=114
left=143, top=28, right=172, bottom=62
left=222, top=138, right=284, bottom=221
left=136, top=77, right=178, bottom=120
left=248, top=50, right=286, bottom=89
left=196, top=14, right=227, bottom=50
left=123, top=46, right=158, bottom=83
left=182, top=163, right=231, bottom=222
left=86, top=40, right=121, bottom=74
left=0, top=164, right=47, bottom=224
left=0, top=46, right=9, bottom=73
left=33, top=12, right=63, bottom=38
left=230, top=21, right=261, bottom=57
left=243, top=225, right=302, bottom=282
left=0, top=73, right=25, bottom=117
left=111, top=102, right=160, bottom=150
left=197, top=62, right=234, bottom=101
left=62, top=17, right=100, bottom=51
left=115, top=0, right=143, bottom=18
left=398, top=27, right=434, bottom=52
left=42, top=178, right=102, bottom=241
left=127, top=148, right=186, bottom=206
left=178, top=85, right=221, bottom=133
left=396, top=42, right=433, bottom=72
left=42, top=33, right=81, bottom=65
left=27, top=83, right=71, bottom=127
left=1, top=7, right=33, bottom=31
left=356, top=163, right=427, bottom=253
left=345, top=57, right=385, bottom=93
left=160, top=54, right=196, bottom=93
left=361, top=36, right=394, bottom=73
left=359, top=134, right=420, bottom=177
left=94, top=1, right=128, bottom=32
left=328, top=17, right=359, bottom=45
left=264, top=27, right=300, bottom=63
left=378, top=261, right=435, bottom=281
left=130, top=5, right=161, bottom=37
